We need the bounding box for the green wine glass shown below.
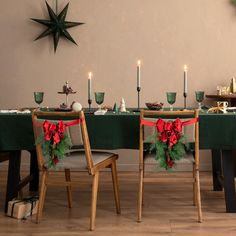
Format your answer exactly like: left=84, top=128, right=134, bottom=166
left=195, top=91, right=204, bottom=110
left=166, top=92, right=176, bottom=111
left=95, top=92, right=105, bottom=111
left=34, top=92, right=44, bottom=108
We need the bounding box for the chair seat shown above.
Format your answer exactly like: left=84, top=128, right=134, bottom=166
left=59, top=150, right=117, bottom=170
left=144, top=152, right=194, bottom=165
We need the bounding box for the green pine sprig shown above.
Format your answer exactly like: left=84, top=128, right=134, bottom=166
left=36, top=133, right=72, bottom=169
left=145, top=129, right=187, bottom=170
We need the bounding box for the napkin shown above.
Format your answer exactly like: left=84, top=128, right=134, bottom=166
left=0, top=109, right=31, bottom=114
left=94, top=109, right=107, bottom=115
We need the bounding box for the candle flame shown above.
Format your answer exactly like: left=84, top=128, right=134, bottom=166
left=184, top=65, right=188, bottom=71
left=88, top=72, right=92, bottom=79
left=137, top=60, right=141, bottom=66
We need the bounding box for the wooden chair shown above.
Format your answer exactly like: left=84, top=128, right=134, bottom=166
left=32, top=110, right=120, bottom=231
left=137, top=110, right=202, bottom=223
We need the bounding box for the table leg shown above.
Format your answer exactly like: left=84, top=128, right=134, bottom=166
left=29, top=150, right=39, bottom=192
left=4, top=150, right=21, bottom=213
left=211, top=149, right=223, bottom=191
left=222, top=150, right=236, bottom=213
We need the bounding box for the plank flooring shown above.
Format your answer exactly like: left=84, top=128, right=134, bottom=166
left=0, top=171, right=236, bottom=236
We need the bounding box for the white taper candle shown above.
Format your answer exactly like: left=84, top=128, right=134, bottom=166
left=184, top=65, right=188, bottom=94
left=88, top=72, right=92, bottom=100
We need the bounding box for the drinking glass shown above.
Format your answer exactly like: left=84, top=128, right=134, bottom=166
left=195, top=91, right=204, bottom=110
left=166, top=92, right=176, bottom=111
left=34, top=92, right=44, bottom=108
left=95, top=92, right=105, bottom=111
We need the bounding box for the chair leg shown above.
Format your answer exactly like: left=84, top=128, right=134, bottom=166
left=65, top=168, right=72, bottom=208
left=137, top=169, right=144, bottom=223
left=111, top=161, right=121, bottom=214
left=142, top=162, right=145, bottom=206
left=195, top=169, right=203, bottom=222
left=90, top=172, right=100, bottom=231
left=36, top=171, right=47, bottom=223
left=193, top=164, right=196, bottom=206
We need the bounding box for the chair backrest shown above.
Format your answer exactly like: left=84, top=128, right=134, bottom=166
left=32, top=110, right=94, bottom=173
left=140, top=110, right=199, bottom=167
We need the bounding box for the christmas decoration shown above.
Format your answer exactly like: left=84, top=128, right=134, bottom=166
left=31, top=1, right=84, bottom=52
left=36, top=119, right=82, bottom=169
left=119, top=98, right=126, bottom=112
left=141, top=117, right=197, bottom=170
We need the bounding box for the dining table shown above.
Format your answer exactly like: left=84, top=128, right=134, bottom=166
left=1, top=109, right=236, bottom=213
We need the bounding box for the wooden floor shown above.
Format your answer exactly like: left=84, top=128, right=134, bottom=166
left=1, top=171, right=236, bottom=236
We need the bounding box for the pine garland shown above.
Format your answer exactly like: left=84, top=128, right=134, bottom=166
left=145, top=119, right=188, bottom=170
left=36, top=121, right=72, bottom=169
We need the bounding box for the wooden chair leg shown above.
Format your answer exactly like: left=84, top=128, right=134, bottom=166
left=90, top=172, right=99, bottom=231
left=193, top=164, right=196, bottom=206
left=195, top=169, right=202, bottom=222
left=137, top=169, right=144, bottom=223
left=111, top=161, right=121, bottom=214
left=65, top=168, right=72, bottom=208
left=142, top=162, right=145, bottom=206
left=36, top=171, right=47, bottom=223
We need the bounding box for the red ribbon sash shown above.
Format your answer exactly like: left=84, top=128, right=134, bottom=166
left=141, top=117, right=198, bottom=147
left=34, top=119, right=83, bottom=144
left=43, top=119, right=82, bottom=144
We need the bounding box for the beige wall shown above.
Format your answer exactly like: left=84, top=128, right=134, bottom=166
left=2, top=0, right=234, bottom=170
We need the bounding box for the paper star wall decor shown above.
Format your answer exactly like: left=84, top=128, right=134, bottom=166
left=31, top=1, right=84, bottom=52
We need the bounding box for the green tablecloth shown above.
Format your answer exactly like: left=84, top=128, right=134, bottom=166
left=0, top=111, right=236, bottom=151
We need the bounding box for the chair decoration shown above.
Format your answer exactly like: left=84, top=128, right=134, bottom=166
left=141, top=117, right=198, bottom=169
left=35, top=119, right=82, bottom=169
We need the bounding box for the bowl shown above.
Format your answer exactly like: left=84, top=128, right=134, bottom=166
left=145, top=102, right=164, bottom=110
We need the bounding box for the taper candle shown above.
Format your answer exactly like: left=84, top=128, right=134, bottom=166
left=137, top=60, right=141, bottom=88
left=184, top=65, right=188, bottom=94
left=88, top=72, right=92, bottom=100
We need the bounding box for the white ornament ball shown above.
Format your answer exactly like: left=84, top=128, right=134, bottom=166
left=72, top=102, right=82, bottom=112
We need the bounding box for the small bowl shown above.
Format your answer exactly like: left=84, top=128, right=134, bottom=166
left=145, top=102, right=164, bottom=110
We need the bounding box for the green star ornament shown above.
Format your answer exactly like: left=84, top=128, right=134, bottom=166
left=31, top=1, right=84, bottom=52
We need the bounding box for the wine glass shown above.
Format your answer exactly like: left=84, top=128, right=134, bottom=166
left=195, top=91, right=204, bottom=110
left=95, top=92, right=105, bottom=111
left=34, top=92, right=44, bottom=108
left=166, top=92, right=176, bottom=111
